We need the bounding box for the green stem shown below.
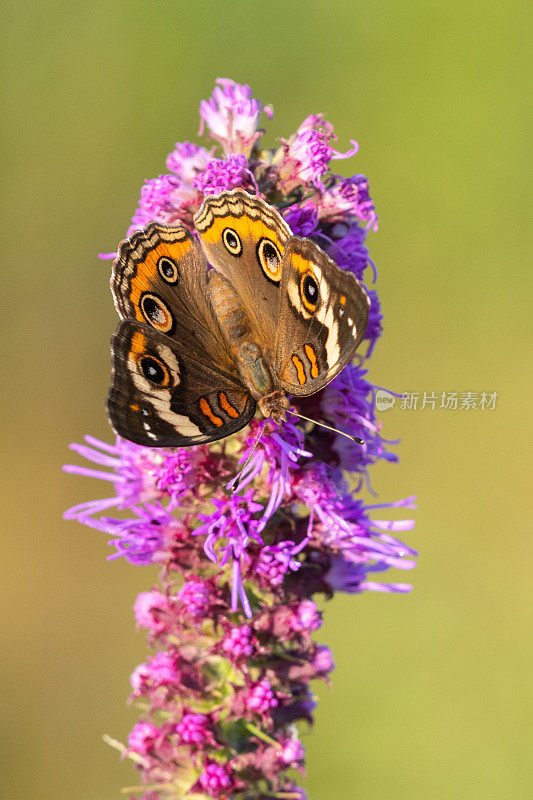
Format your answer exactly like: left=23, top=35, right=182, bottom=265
left=244, top=721, right=282, bottom=749
left=102, top=734, right=148, bottom=767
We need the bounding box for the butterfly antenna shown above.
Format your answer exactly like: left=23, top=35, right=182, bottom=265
left=287, top=409, right=365, bottom=446
left=229, top=420, right=270, bottom=491
left=243, top=420, right=269, bottom=470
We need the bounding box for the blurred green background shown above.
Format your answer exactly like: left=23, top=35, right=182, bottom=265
left=2, top=1, right=531, bottom=798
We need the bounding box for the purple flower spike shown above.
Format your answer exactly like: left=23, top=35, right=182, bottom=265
left=106, top=517, right=164, bottom=565
left=313, top=645, right=336, bottom=676
left=127, top=173, right=201, bottom=236
left=230, top=419, right=311, bottom=529
left=64, top=435, right=165, bottom=508
left=195, top=491, right=263, bottom=564
left=292, top=599, right=322, bottom=632
left=65, top=78, right=417, bottom=800
left=326, top=222, right=371, bottom=280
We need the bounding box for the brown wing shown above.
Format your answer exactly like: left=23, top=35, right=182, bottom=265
left=193, top=189, right=292, bottom=361
left=107, top=320, right=256, bottom=447
left=273, top=237, right=370, bottom=396
left=111, top=221, right=231, bottom=364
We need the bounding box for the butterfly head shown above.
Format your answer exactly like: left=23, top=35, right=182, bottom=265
left=258, top=390, right=290, bottom=424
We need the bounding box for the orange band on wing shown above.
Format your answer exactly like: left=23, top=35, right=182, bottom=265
left=219, top=391, right=239, bottom=419
left=201, top=216, right=286, bottom=256
left=292, top=354, right=307, bottom=385
left=129, top=240, right=191, bottom=315
left=304, top=344, right=319, bottom=379
left=291, top=253, right=313, bottom=274
left=130, top=330, right=147, bottom=357
left=199, top=397, right=223, bottom=427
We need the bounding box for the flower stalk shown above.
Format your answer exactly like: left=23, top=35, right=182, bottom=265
left=65, top=78, right=416, bottom=800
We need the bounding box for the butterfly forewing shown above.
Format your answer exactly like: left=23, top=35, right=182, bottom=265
left=194, top=189, right=292, bottom=360
left=111, top=222, right=229, bottom=359
left=273, top=237, right=370, bottom=396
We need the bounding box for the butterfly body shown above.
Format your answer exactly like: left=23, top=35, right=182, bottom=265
left=107, top=189, right=370, bottom=447
left=206, top=269, right=291, bottom=422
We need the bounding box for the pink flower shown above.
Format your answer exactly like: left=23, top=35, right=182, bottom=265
left=176, top=712, right=215, bottom=746
left=254, top=540, right=308, bottom=588
left=128, top=721, right=161, bottom=756
left=166, top=141, right=214, bottom=182
left=127, top=174, right=202, bottom=236
left=199, top=78, right=273, bottom=157
left=245, top=679, right=279, bottom=715
left=177, top=579, right=211, bottom=618
left=277, top=114, right=358, bottom=192
left=193, top=153, right=258, bottom=196
left=222, top=624, right=254, bottom=659
left=313, top=645, right=335, bottom=675
left=133, top=590, right=171, bottom=632
left=198, top=761, right=234, bottom=797
left=319, top=173, right=378, bottom=229
left=279, top=737, right=306, bottom=766
left=144, top=651, right=180, bottom=686
left=292, top=599, right=322, bottom=632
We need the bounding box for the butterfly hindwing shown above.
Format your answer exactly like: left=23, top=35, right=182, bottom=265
left=107, top=319, right=256, bottom=447
left=274, top=237, right=370, bottom=396
left=194, top=189, right=292, bottom=359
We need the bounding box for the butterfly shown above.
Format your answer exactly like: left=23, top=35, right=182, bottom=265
left=107, top=189, right=370, bottom=447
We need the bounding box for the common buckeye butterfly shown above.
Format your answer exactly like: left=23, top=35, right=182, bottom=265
left=107, top=189, right=369, bottom=447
